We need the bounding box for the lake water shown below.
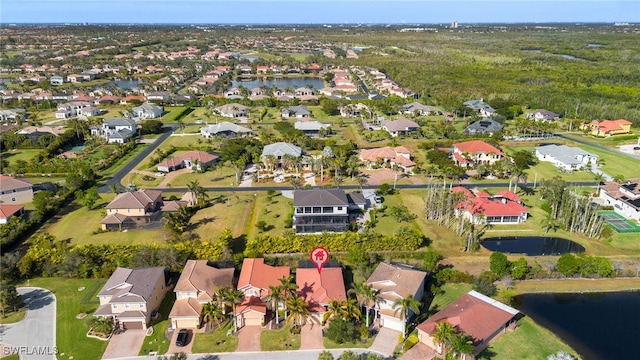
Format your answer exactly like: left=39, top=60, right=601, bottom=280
left=516, top=292, right=640, bottom=359
left=104, top=80, right=142, bottom=89
left=230, top=77, right=324, bottom=90
left=481, top=236, right=585, bottom=256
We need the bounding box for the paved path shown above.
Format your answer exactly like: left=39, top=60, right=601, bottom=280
left=369, top=327, right=401, bottom=357
left=165, top=328, right=195, bottom=356
left=0, top=287, right=56, bottom=360
left=303, top=172, right=316, bottom=187
left=399, top=342, right=436, bottom=360
left=106, top=348, right=390, bottom=360
left=236, top=326, right=261, bottom=352
left=102, top=330, right=146, bottom=359
left=300, top=323, right=324, bottom=350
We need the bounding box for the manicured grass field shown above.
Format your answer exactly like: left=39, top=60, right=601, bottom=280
left=0, top=307, right=26, bottom=324
left=477, top=317, right=577, bottom=360
left=2, top=149, right=41, bottom=165
left=245, top=192, right=293, bottom=238
left=99, top=144, right=149, bottom=178
left=167, top=167, right=239, bottom=187
left=191, top=192, right=256, bottom=239
left=260, top=324, right=301, bottom=351
left=192, top=321, right=238, bottom=353
left=24, top=278, right=108, bottom=360
left=138, top=291, right=174, bottom=356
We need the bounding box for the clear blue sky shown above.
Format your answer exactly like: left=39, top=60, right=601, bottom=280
left=2, top=1, right=639, bottom=24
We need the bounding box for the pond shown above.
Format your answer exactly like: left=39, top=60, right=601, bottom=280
left=516, top=292, right=640, bottom=359
left=230, top=77, right=324, bottom=90
left=481, top=236, right=585, bottom=256
left=104, top=80, right=142, bottom=89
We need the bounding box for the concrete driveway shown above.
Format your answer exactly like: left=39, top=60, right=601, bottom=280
left=369, top=327, right=401, bottom=357
left=236, top=326, right=261, bottom=351
left=300, top=323, right=324, bottom=350
left=166, top=328, right=195, bottom=355
left=0, top=287, right=56, bottom=360
left=101, top=329, right=146, bottom=359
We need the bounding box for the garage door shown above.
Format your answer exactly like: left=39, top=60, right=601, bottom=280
left=123, top=321, right=144, bottom=330
left=174, top=318, right=199, bottom=329
left=244, top=316, right=262, bottom=326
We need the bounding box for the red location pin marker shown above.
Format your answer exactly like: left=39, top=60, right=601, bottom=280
left=310, top=246, right=329, bottom=274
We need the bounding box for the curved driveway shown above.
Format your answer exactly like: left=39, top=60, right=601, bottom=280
left=0, top=287, right=56, bottom=360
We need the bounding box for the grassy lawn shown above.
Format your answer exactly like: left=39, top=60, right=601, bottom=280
left=246, top=192, right=293, bottom=238
left=510, top=278, right=640, bottom=295
left=138, top=291, right=174, bottom=356
left=323, top=335, right=374, bottom=349
left=168, top=167, right=238, bottom=187
left=192, top=321, right=238, bottom=353
left=24, top=278, right=108, bottom=360
left=159, top=106, right=189, bottom=123
left=428, top=283, right=473, bottom=314
left=371, top=191, right=423, bottom=237
left=0, top=307, right=26, bottom=324
left=260, top=324, right=301, bottom=351
left=2, top=149, right=41, bottom=165
left=98, top=144, right=149, bottom=178
left=477, top=317, right=578, bottom=360
left=191, top=192, right=256, bottom=240
left=42, top=194, right=168, bottom=246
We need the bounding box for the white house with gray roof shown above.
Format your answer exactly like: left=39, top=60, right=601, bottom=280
left=281, top=105, right=311, bottom=119
left=399, top=102, right=441, bottom=116
left=261, top=142, right=303, bottom=169
left=535, top=144, right=598, bottom=171
left=132, top=103, right=163, bottom=119
left=294, top=120, right=330, bottom=138
left=381, top=117, right=419, bottom=137
left=200, top=121, right=252, bottom=138
left=215, top=103, right=249, bottom=118
left=91, top=117, right=137, bottom=143
left=94, top=267, right=168, bottom=330
left=463, top=99, right=496, bottom=118
left=293, top=188, right=365, bottom=234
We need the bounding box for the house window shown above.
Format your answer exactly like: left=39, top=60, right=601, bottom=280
left=322, top=207, right=333, bottom=213
left=304, top=207, right=312, bottom=213
left=312, top=207, right=321, bottom=214
left=125, top=304, right=130, bottom=309
left=112, top=304, right=118, bottom=309
left=296, top=208, right=303, bottom=214
left=337, top=207, right=343, bottom=211
left=139, top=304, right=144, bottom=308
left=11, top=198, right=16, bottom=202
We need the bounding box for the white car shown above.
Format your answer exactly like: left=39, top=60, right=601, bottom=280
left=155, top=172, right=165, bottom=177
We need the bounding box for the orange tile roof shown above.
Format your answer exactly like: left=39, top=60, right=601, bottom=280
left=453, top=140, right=502, bottom=155
left=296, top=268, right=347, bottom=313
left=417, top=291, right=519, bottom=347
left=0, top=204, right=24, bottom=219
left=235, top=296, right=267, bottom=315
left=237, top=258, right=290, bottom=297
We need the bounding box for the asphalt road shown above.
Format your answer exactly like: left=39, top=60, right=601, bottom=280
left=111, top=348, right=389, bottom=360
left=0, top=287, right=56, bottom=360
left=98, top=125, right=176, bottom=193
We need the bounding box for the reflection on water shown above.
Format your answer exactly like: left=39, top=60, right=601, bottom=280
left=481, top=236, right=585, bottom=256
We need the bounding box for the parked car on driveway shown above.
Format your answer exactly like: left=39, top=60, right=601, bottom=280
left=175, top=329, right=189, bottom=347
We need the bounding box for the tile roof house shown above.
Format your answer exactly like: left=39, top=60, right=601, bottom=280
left=359, top=146, right=415, bottom=174
left=535, top=144, right=598, bottom=171
left=526, top=109, right=560, bottom=122
left=452, top=186, right=529, bottom=225
left=281, top=105, right=311, bottom=119
left=381, top=117, right=419, bottom=137
left=340, top=103, right=370, bottom=118
left=451, top=140, right=504, bottom=168
left=464, top=119, right=503, bottom=136
left=236, top=258, right=290, bottom=328
left=169, top=260, right=234, bottom=329
left=296, top=266, right=347, bottom=320
left=399, top=102, right=441, bottom=116
left=261, top=142, right=303, bottom=169
left=293, top=188, right=365, bottom=234
left=156, top=150, right=219, bottom=173
left=599, top=178, right=640, bottom=222
left=94, top=267, right=168, bottom=330
left=294, top=120, right=330, bottom=138
left=200, top=121, right=252, bottom=138
left=0, top=176, right=33, bottom=204
left=0, top=204, right=25, bottom=224
left=366, top=262, right=428, bottom=333
left=131, top=103, right=163, bottom=119
left=417, top=291, right=520, bottom=357
left=215, top=103, right=249, bottom=118
left=581, top=119, right=632, bottom=137
left=101, top=189, right=163, bottom=230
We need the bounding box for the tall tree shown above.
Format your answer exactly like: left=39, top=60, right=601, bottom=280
left=433, top=321, right=457, bottom=356
left=265, top=285, right=285, bottom=325
left=392, top=294, right=421, bottom=339
left=201, top=301, right=224, bottom=330
left=286, top=294, right=310, bottom=327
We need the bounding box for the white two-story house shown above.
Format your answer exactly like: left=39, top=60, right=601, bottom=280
left=293, top=189, right=365, bottom=234
left=599, top=178, right=640, bottom=222
left=91, top=117, right=137, bottom=143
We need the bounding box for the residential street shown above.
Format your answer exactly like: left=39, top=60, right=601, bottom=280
left=0, top=287, right=56, bottom=360
left=107, top=348, right=390, bottom=360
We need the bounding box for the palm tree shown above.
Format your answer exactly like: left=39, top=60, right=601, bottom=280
left=356, top=174, right=368, bottom=190
left=391, top=163, right=400, bottom=190
left=432, top=321, right=457, bottom=355
left=341, top=298, right=362, bottom=323
left=392, top=294, right=421, bottom=340
left=201, top=301, right=224, bottom=330
left=593, top=172, right=605, bottom=194
left=451, top=332, right=475, bottom=360
left=278, top=275, right=298, bottom=320
left=322, top=299, right=343, bottom=325
left=352, top=283, right=381, bottom=327
left=265, top=285, right=285, bottom=325
left=219, top=287, right=244, bottom=331
left=286, top=294, right=310, bottom=327
left=290, top=176, right=303, bottom=189
left=187, top=180, right=206, bottom=205
left=332, top=176, right=344, bottom=188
